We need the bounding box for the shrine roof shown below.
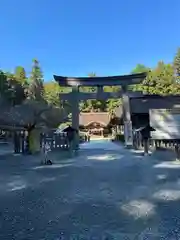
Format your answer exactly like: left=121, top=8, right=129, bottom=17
left=79, top=112, right=110, bottom=126
left=54, top=72, right=147, bottom=86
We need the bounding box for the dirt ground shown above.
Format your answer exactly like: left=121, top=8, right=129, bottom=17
left=0, top=140, right=180, bottom=239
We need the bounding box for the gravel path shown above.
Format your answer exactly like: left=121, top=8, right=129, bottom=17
left=1, top=139, right=180, bottom=239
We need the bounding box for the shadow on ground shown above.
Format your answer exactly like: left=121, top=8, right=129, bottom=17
left=1, top=141, right=180, bottom=239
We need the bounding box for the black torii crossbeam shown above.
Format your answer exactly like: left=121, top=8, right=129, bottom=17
left=54, top=72, right=146, bottom=86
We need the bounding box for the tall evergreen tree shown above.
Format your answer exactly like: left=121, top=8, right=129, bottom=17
left=131, top=64, right=150, bottom=92
left=131, top=64, right=149, bottom=74
left=28, top=59, right=44, bottom=101
left=14, top=66, right=27, bottom=85
left=0, top=70, right=11, bottom=100
left=173, top=48, right=180, bottom=76
left=44, top=81, right=60, bottom=106
left=142, top=61, right=176, bottom=95
left=6, top=72, right=26, bottom=105
left=88, top=72, right=96, bottom=77
left=173, top=48, right=180, bottom=86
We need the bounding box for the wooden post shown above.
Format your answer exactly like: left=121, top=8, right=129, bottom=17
left=175, top=144, right=180, bottom=161
left=143, top=139, right=149, bottom=155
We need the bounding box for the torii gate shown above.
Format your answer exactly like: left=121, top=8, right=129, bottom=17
left=54, top=73, right=146, bottom=148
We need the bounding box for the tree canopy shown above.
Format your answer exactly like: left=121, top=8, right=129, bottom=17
left=0, top=48, right=180, bottom=128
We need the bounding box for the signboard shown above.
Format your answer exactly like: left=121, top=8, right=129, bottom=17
left=149, top=108, right=180, bottom=139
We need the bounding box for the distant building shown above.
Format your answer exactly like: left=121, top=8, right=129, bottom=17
left=79, top=111, right=123, bottom=136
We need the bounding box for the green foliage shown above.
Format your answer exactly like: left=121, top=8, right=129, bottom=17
left=88, top=72, right=96, bottom=77
left=173, top=48, right=180, bottom=76
left=44, top=81, right=60, bottom=106
left=106, top=98, right=121, bottom=115
left=28, top=59, right=44, bottom=101
left=7, top=74, right=26, bottom=105
left=0, top=70, right=11, bottom=100
left=0, top=71, right=9, bottom=94
left=0, top=71, right=26, bottom=105
left=1, top=48, right=180, bottom=122
left=131, top=64, right=149, bottom=74
left=132, top=61, right=177, bottom=95
left=14, top=66, right=27, bottom=85
left=130, top=64, right=150, bottom=92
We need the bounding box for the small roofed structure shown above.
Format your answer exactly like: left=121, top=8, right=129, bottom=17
left=56, top=125, right=76, bottom=133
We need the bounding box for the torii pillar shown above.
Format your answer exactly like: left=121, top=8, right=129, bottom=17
left=71, top=86, right=79, bottom=149
left=122, top=85, right=133, bottom=148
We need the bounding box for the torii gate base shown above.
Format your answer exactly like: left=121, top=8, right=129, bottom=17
left=54, top=73, right=146, bottom=149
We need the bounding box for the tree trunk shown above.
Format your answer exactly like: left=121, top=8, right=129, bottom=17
left=25, top=124, right=36, bottom=154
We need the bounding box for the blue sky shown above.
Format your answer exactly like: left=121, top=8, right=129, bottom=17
left=0, top=0, right=180, bottom=81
